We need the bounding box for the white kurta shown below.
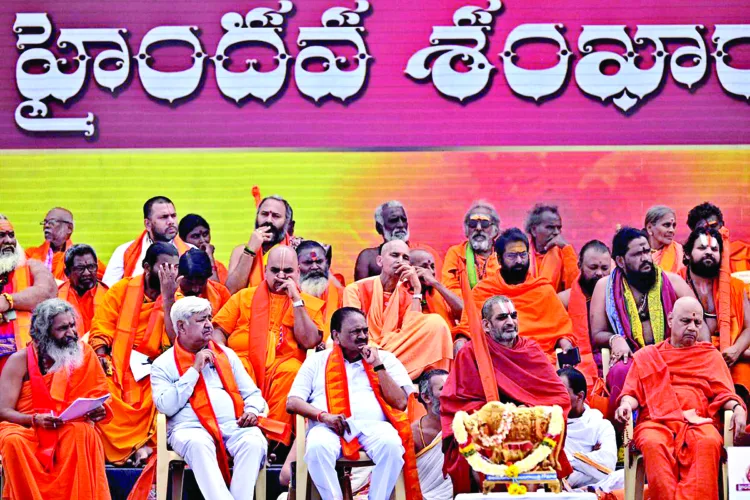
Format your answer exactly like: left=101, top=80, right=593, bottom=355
left=152, top=344, right=268, bottom=500
left=416, top=432, right=453, bottom=500
left=288, top=349, right=413, bottom=500
left=564, top=405, right=618, bottom=490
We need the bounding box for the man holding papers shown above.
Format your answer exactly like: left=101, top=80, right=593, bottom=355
left=286, top=307, right=422, bottom=500
left=151, top=296, right=270, bottom=500
left=0, top=298, right=111, bottom=500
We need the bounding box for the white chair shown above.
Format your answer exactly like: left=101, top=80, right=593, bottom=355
left=624, top=410, right=732, bottom=500
left=294, top=413, right=406, bottom=500
left=155, top=413, right=267, bottom=500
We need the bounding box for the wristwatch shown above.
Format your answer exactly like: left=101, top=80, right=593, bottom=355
left=292, top=299, right=305, bottom=308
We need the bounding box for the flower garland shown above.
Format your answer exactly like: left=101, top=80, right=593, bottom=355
left=477, top=406, right=514, bottom=448
left=452, top=404, right=564, bottom=479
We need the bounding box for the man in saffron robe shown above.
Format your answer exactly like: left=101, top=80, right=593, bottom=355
left=614, top=296, right=747, bottom=500
left=179, top=214, right=229, bottom=284
left=212, top=245, right=324, bottom=438
left=225, top=195, right=294, bottom=294
left=344, top=240, right=453, bottom=380
left=525, top=204, right=578, bottom=292
left=680, top=227, right=750, bottom=390
left=176, top=248, right=231, bottom=314
left=58, top=244, right=108, bottom=335
left=645, top=205, right=684, bottom=274
left=558, top=240, right=612, bottom=376
left=0, top=215, right=57, bottom=375
left=590, top=227, right=694, bottom=418
left=25, top=207, right=106, bottom=282
left=687, top=201, right=750, bottom=274
left=286, top=307, right=421, bottom=500
left=89, top=242, right=179, bottom=465
left=410, top=249, right=463, bottom=340
left=297, top=240, right=343, bottom=342
left=0, top=299, right=111, bottom=500
left=103, top=196, right=189, bottom=287
left=441, top=295, right=572, bottom=494
left=456, top=228, right=598, bottom=386
left=152, top=297, right=268, bottom=499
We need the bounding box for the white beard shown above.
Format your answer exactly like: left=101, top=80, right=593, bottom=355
left=0, top=243, right=23, bottom=275
left=45, top=341, right=84, bottom=373
left=469, top=235, right=491, bottom=252
left=300, top=276, right=329, bottom=298
left=384, top=228, right=410, bottom=242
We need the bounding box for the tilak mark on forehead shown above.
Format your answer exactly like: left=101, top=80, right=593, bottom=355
left=497, top=300, right=516, bottom=315
left=506, top=242, right=526, bottom=254
left=0, top=220, right=13, bottom=232
left=699, top=234, right=719, bottom=250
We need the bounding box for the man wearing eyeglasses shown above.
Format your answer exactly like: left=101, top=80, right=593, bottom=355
left=57, top=244, right=109, bottom=336
left=524, top=203, right=578, bottom=293
left=25, top=208, right=106, bottom=283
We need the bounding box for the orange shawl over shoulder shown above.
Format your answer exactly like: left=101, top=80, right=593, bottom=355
left=122, top=231, right=189, bottom=279
left=528, top=242, right=578, bottom=292
left=57, top=281, right=108, bottom=333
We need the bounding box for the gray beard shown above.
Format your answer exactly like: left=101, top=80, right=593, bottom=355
left=300, top=276, right=329, bottom=298
left=384, top=228, right=409, bottom=242
left=41, top=340, right=83, bottom=374
left=0, top=244, right=23, bottom=275
left=429, top=394, right=441, bottom=416
left=469, top=236, right=491, bottom=252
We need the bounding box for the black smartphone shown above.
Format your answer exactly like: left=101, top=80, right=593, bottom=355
left=557, top=347, right=581, bottom=367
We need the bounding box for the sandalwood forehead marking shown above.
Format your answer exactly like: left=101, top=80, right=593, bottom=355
left=506, top=242, right=526, bottom=253
left=0, top=220, right=13, bottom=231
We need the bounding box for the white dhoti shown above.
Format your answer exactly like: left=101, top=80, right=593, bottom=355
left=170, top=423, right=267, bottom=500
left=305, top=420, right=404, bottom=500
left=416, top=433, right=453, bottom=500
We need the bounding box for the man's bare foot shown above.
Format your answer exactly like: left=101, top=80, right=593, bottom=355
left=132, top=445, right=154, bottom=467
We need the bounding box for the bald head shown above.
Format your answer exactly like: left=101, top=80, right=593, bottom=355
left=668, top=297, right=705, bottom=348
left=265, top=245, right=300, bottom=293
left=378, top=240, right=411, bottom=279
left=43, top=207, right=74, bottom=248
left=410, top=249, right=435, bottom=287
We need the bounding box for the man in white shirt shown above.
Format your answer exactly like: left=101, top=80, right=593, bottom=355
left=103, top=196, right=189, bottom=287
left=286, top=307, right=420, bottom=500
left=151, top=296, right=268, bottom=500
left=558, top=367, right=619, bottom=491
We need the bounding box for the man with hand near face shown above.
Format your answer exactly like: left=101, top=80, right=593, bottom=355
left=410, top=249, right=463, bottom=340
left=525, top=204, right=578, bottom=292
left=212, top=245, right=324, bottom=440
left=344, top=240, right=452, bottom=380
left=286, top=307, right=421, bottom=500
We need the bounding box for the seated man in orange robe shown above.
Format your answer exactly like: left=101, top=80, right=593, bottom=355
left=410, top=248, right=463, bottom=342
left=102, top=196, right=189, bottom=287
left=297, top=240, right=343, bottom=342
left=680, top=227, right=750, bottom=390
left=57, top=244, right=108, bottom=336
left=441, top=201, right=501, bottom=298
left=89, top=242, right=179, bottom=465
left=178, top=214, right=229, bottom=284
left=525, top=204, right=578, bottom=293
left=687, top=201, right=750, bottom=274
left=558, top=240, right=611, bottom=375
left=175, top=248, right=231, bottom=314
left=441, top=295, right=572, bottom=494
left=25, top=207, right=106, bottom=282
left=212, top=245, right=325, bottom=440
left=644, top=205, right=684, bottom=274
left=0, top=215, right=57, bottom=374
left=614, top=296, right=747, bottom=500
left=456, top=228, right=599, bottom=387
left=0, top=298, right=111, bottom=500
left=225, top=195, right=294, bottom=294
left=344, top=240, right=453, bottom=380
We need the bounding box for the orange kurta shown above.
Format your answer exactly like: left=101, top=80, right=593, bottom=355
left=651, top=241, right=686, bottom=275
left=441, top=241, right=500, bottom=296
left=529, top=241, right=578, bottom=292
left=422, top=287, right=460, bottom=338
left=731, top=240, right=750, bottom=273
left=0, top=343, right=112, bottom=500
left=343, top=276, right=452, bottom=379
left=320, top=279, right=344, bottom=341
left=214, top=260, right=229, bottom=284
left=57, top=281, right=108, bottom=334
left=212, top=284, right=324, bottom=437
left=717, top=277, right=748, bottom=389
left=25, top=240, right=107, bottom=282
left=201, top=279, right=231, bottom=314
left=88, top=276, right=171, bottom=463
left=620, top=341, right=742, bottom=500
left=566, top=277, right=599, bottom=390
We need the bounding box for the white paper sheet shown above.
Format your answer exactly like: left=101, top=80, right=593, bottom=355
left=58, top=394, right=110, bottom=422
left=343, top=417, right=362, bottom=443
left=130, top=350, right=152, bottom=381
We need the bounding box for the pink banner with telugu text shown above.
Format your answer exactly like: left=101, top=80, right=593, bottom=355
left=2, top=0, right=749, bottom=149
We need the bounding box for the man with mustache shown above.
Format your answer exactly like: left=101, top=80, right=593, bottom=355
left=614, top=297, right=746, bottom=500
left=57, top=244, right=109, bottom=336
left=558, top=240, right=612, bottom=381
left=25, top=207, right=106, bottom=282
left=0, top=215, right=57, bottom=375
left=102, top=196, right=189, bottom=287
left=410, top=249, right=463, bottom=341
left=680, top=227, right=750, bottom=390
left=525, top=204, right=579, bottom=293
left=687, top=201, right=750, bottom=274
left=213, top=245, right=325, bottom=440
left=344, top=240, right=453, bottom=380
left=297, top=240, right=343, bottom=342
left=178, top=213, right=228, bottom=284
left=226, top=195, right=294, bottom=293
left=89, top=242, right=179, bottom=467
left=455, top=228, right=598, bottom=386
left=441, top=295, right=573, bottom=494
left=589, top=227, right=693, bottom=418
left=151, top=297, right=269, bottom=499
left=412, top=369, right=452, bottom=500
left=0, top=298, right=112, bottom=500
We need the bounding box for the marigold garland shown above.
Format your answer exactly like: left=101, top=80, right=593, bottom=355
left=452, top=404, right=564, bottom=478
